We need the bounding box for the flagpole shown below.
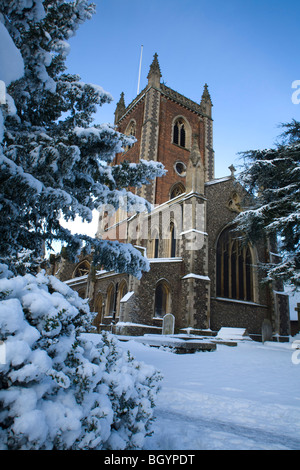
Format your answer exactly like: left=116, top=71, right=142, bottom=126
left=137, top=45, right=143, bottom=95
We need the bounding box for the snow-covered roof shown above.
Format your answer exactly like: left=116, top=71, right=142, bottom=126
left=120, top=291, right=134, bottom=303
left=205, top=176, right=232, bottom=186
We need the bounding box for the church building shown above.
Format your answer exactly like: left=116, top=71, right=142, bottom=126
left=53, top=54, right=290, bottom=341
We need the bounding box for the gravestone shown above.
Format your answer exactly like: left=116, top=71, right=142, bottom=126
left=162, top=313, right=175, bottom=335
left=261, top=319, right=273, bottom=343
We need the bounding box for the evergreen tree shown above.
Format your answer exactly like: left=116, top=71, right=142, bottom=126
left=234, top=120, right=300, bottom=288
left=0, top=2, right=163, bottom=450
left=0, top=0, right=165, bottom=277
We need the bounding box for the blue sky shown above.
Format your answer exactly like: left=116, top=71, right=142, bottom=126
left=66, top=0, right=300, bottom=178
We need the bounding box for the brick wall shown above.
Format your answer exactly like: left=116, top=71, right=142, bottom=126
left=115, top=88, right=209, bottom=207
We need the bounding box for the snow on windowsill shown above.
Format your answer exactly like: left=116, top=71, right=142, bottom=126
left=182, top=273, right=210, bottom=281
left=205, top=176, right=232, bottom=186
left=212, top=297, right=268, bottom=307
left=65, top=275, right=88, bottom=284
left=149, top=257, right=182, bottom=263
left=115, top=322, right=161, bottom=329
left=180, top=229, right=208, bottom=236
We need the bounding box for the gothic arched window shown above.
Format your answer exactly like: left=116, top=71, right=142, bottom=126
left=105, top=283, right=115, bottom=317
left=154, top=280, right=170, bottom=318
left=151, top=230, right=159, bottom=258
left=128, top=121, right=136, bottom=137
left=73, top=260, right=90, bottom=278
left=93, top=293, right=103, bottom=330
left=116, top=280, right=128, bottom=317
left=124, top=120, right=136, bottom=151
left=170, top=182, right=185, bottom=200
left=173, top=119, right=186, bottom=147
left=216, top=227, right=254, bottom=302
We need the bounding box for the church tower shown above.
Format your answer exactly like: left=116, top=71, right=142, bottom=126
left=113, top=53, right=215, bottom=207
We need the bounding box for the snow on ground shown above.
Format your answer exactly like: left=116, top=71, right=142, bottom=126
left=118, top=336, right=300, bottom=450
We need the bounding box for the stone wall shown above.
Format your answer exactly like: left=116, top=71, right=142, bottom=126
left=205, top=177, right=278, bottom=336
left=133, top=259, right=184, bottom=332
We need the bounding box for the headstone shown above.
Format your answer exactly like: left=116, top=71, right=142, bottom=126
left=162, top=313, right=175, bottom=335
left=261, top=319, right=273, bottom=343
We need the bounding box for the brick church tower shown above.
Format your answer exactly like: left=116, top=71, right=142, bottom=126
left=113, top=53, right=214, bottom=207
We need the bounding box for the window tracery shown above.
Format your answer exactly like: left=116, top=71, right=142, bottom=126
left=170, top=182, right=185, bottom=199
left=173, top=118, right=186, bottom=147
left=216, top=227, right=254, bottom=302
left=227, top=192, right=242, bottom=213
left=73, top=260, right=90, bottom=278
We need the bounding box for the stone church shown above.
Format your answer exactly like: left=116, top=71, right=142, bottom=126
left=52, top=54, right=290, bottom=341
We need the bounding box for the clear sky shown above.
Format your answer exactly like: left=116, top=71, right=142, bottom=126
left=65, top=0, right=300, bottom=178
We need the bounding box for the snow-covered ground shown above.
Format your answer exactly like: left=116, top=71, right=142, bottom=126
left=118, top=336, right=300, bottom=450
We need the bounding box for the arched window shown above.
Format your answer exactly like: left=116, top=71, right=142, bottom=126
left=124, top=120, right=136, bottom=151
left=93, top=293, right=103, bottom=330
left=129, top=122, right=135, bottom=136
left=73, top=260, right=90, bottom=278
left=149, top=229, right=159, bottom=258
left=173, top=118, right=187, bottom=148
left=105, top=283, right=115, bottom=317
left=216, top=227, right=254, bottom=302
left=116, top=280, right=128, bottom=317
left=170, top=182, right=185, bottom=200
left=154, top=280, right=171, bottom=318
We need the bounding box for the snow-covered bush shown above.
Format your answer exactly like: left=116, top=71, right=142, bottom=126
left=0, top=265, right=161, bottom=450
